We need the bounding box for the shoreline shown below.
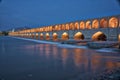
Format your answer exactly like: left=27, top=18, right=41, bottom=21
left=93, top=67, right=120, bottom=80
left=8, top=36, right=120, bottom=53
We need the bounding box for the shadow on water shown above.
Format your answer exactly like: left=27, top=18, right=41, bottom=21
left=0, top=37, right=120, bottom=80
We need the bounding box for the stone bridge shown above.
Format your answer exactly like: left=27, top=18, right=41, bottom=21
left=9, top=15, right=120, bottom=41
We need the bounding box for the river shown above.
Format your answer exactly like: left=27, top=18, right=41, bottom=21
left=0, top=36, right=120, bottom=80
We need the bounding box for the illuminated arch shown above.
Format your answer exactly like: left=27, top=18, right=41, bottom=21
left=74, top=22, right=79, bottom=30
left=40, top=33, right=44, bottom=40
left=80, top=21, right=85, bottom=29
left=65, top=24, right=69, bottom=30
left=62, top=32, right=69, bottom=40
left=46, top=33, right=50, bottom=40
left=42, top=27, right=44, bottom=32
left=92, top=19, right=99, bottom=29
left=62, top=24, right=65, bottom=30
left=49, top=26, right=53, bottom=31
left=45, top=27, right=47, bottom=32
left=52, top=26, right=55, bottom=31
left=86, top=21, right=91, bottom=29
left=69, top=23, right=74, bottom=30
left=46, top=26, right=49, bottom=31
left=52, top=33, right=58, bottom=41
left=58, top=25, right=61, bottom=30
left=109, top=17, right=118, bottom=28
left=55, top=25, right=59, bottom=31
left=36, top=33, right=39, bottom=39
left=31, top=33, right=34, bottom=38
left=119, top=34, right=120, bottom=41
left=119, top=18, right=120, bottom=27
left=92, top=31, right=107, bottom=41
left=29, top=33, right=31, bottom=38
left=100, top=18, right=108, bottom=28
left=40, top=28, right=43, bottom=32
left=74, top=32, right=84, bottom=40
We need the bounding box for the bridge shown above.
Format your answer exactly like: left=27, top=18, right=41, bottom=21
left=9, top=15, right=120, bottom=42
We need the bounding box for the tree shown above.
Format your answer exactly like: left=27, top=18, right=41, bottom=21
left=2, top=31, right=8, bottom=36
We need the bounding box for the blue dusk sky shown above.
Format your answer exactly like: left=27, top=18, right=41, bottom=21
left=0, top=0, right=120, bottom=31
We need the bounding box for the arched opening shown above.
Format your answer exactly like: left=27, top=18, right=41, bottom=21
left=74, top=32, right=84, bottom=40
left=53, top=33, right=58, bottom=41
left=92, top=19, right=99, bottom=29
left=58, top=25, right=61, bottom=30
left=55, top=25, right=59, bottom=31
left=119, top=34, right=120, bottom=41
left=47, top=27, right=49, bottom=32
left=62, top=24, right=65, bottom=30
left=52, top=26, right=55, bottom=31
left=49, top=26, right=53, bottom=31
left=109, top=17, right=118, bottom=28
left=119, top=18, right=120, bottom=27
left=40, top=33, right=44, bottom=40
left=29, top=33, right=31, bottom=38
left=62, top=32, right=69, bottom=40
left=86, top=21, right=91, bottom=29
left=46, top=33, right=50, bottom=40
left=100, top=18, right=108, bottom=28
left=92, top=31, right=107, bottom=41
left=65, top=24, right=69, bottom=30
left=69, top=23, right=74, bottom=30
left=36, top=33, right=39, bottom=39
left=32, top=33, right=34, bottom=38
left=74, top=22, right=79, bottom=30
left=80, top=21, right=85, bottom=29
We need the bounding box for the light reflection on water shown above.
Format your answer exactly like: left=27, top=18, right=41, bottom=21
left=0, top=37, right=120, bottom=80
left=23, top=43, right=120, bottom=79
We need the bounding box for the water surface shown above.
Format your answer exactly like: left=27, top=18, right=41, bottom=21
left=0, top=36, right=120, bottom=80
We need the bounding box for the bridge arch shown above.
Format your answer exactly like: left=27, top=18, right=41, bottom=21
left=53, top=33, right=58, bottom=40
left=36, top=33, right=39, bottom=39
left=49, top=26, right=53, bottom=31
left=40, top=33, right=44, bottom=40
left=80, top=21, right=85, bottom=29
left=92, top=19, right=99, bottom=29
left=61, top=32, right=69, bottom=40
left=109, top=17, right=118, bottom=28
left=86, top=21, right=91, bottom=29
left=92, top=31, right=107, bottom=41
left=62, top=24, right=65, bottom=30
left=119, top=34, right=120, bottom=41
left=58, top=25, right=62, bottom=30
left=74, top=32, right=84, bottom=40
left=100, top=18, right=108, bottom=28
left=75, top=22, right=79, bottom=30
left=46, top=33, right=50, bottom=40
left=65, top=24, right=69, bottom=30
left=69, top=23, right=74, bottom=30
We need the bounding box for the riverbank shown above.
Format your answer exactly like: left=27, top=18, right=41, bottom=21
left=9, top=36, right=120, bottom=53
left=93, top=67, right=120, bottom=80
